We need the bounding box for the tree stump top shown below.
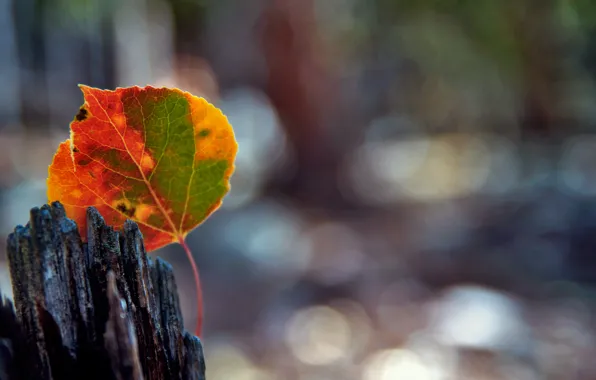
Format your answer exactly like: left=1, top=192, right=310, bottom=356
left=0, top=202, right=206, bottom=380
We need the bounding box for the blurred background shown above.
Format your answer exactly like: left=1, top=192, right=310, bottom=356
left=2, top=0, right=596, bottom=378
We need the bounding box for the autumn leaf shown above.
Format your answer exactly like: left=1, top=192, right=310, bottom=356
left=47, top=85, right=237, bottom=336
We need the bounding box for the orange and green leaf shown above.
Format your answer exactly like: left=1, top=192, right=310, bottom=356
left=47, top=85, right=237, bottom=252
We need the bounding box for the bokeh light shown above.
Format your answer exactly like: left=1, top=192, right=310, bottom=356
left=362, top=349, right=443, bottom=380
left=206, top=342, right=275, bottom=380
left=429, top=286, right=529, bottom=352
left=285, top=306, right=352, bottom=366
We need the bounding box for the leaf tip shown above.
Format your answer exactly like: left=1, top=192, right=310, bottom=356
left=77, top=84, right=102, bottom=99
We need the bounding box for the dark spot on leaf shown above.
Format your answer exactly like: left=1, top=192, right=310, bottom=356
left=73, top=147, right=79, bottom=153
left=75, top=107, right=88, bottom=122
left=78, top=158, right=90, bottom=166
left=198, top=128, right=210, bottom=138
left=116, top=202, right=135, bottom=217
left=88, top=171, right=95, bottom=178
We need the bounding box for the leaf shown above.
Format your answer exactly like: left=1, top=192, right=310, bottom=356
left=47, top=85, right=237, bottom=252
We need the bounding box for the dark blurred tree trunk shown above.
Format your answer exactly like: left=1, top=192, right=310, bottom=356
left=0, top=0, right=20, bottom=126
left=516, top=1, right=558, bottom=138
left=169, top=0, right=208, bottom=65
left=13, top=0, right=49, bottom=133
left=10, top=0, right=117, bottom=133
left=513, top=0, right=582, bottom=139
left=258, top=0, right=355, bottom=207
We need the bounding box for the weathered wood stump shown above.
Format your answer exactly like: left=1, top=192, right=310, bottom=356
left=0, top=202, right=206, bottom=380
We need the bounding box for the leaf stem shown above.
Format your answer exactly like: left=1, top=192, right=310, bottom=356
left=179, top=237, right=203, bottom=338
